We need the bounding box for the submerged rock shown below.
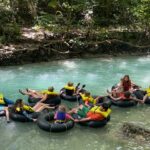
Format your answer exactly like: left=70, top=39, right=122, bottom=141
left=121, top=122, right=150, bottom=142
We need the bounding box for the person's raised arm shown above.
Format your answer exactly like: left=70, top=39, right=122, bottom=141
left=131, top=82, right=141, bottom=88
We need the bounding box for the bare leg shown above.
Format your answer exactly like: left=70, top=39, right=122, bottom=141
left=143, top=95, right=148, bottom=103
left=68, top=105, right=82, bottom=114
left=27, top=89, right=43, bottom=98
left=19, top=89, right=43, bottom=98
left=33, top=102, right=43, bottom=110
left=68, top=108, right=78, bottom=114
left=4, top=107, right=10, bottom=122
left=77, top=117, right=91, bottom=122
left=35, top=104, right=55, bottom=112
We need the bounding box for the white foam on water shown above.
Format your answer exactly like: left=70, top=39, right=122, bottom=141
left=141, top=76, right=150, bottom=84
left=0, top=57, right=150, bottom=150
left=86, top=73, right=98, bottom=80
left=119, top=61, right=127, bottom=69
left=62, top=61, right=77, bottom=69
left=137, top=57, right=150, bottom=63
left=36, top=73, right=50, bottom=81
left=18, top=67, right=23, bottom=70
left=116, top=146, right=123, bottom=150
left=0, top=70, right=16, bottom=82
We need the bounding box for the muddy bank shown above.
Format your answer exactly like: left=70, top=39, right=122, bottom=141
left=0, top=39, right=150, bottom=66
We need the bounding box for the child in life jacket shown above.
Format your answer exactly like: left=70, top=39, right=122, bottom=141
left=63, top=82, right=75, bottom=96
left=54, top=105, right=74, bottom=123
left=13, top=99, right=37, bottom=122
left=80, top=91, right=97, bottom=107
left=75, top=103, right=111, bottom=122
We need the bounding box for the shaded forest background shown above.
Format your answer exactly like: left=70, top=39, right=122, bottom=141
left=0, top=0, right=150, bottom=45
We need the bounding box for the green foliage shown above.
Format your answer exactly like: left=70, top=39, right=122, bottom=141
left=132, top=0, right=150, bottom=23
left=0, top=0, right=150, bottom=43
left=35, top=12, right=55, bottom=27
left=0, top=7, right=15, bottom=23
left=0, top=5, right=20, bottom=43
left=0, top=23, right=20, bottom=43
left=48, top=0, right=57, bottom=8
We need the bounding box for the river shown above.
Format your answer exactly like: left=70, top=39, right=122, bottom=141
left=0, top=56, right=150, bottom=150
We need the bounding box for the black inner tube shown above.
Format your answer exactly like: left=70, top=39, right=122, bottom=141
left=28, top=96, right=61, bottom=106
left=133, top=90, right=150, bottom=104
left=60, top=93, right=81, bottom=102
left=9, top=108, right=39, bottom=122
left=72, top=113, right=110, bottom=128
left=28, top=96, right=41, bottom=104
left=43, top=96, right=61, bottom=106
left=37, top=112, right=74, bottom=132
left=111, top=98, right=137, bottom=107
left=145, top=97, right=150, bottom=104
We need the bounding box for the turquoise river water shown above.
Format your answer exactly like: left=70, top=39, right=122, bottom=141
left=0, top=56, right=150, bottom=150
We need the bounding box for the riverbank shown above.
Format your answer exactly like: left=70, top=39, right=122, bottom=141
left=0, top=28, right=150, bottom=66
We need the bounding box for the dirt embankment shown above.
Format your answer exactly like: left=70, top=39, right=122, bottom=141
left=0, top=28, right=150, bottom=66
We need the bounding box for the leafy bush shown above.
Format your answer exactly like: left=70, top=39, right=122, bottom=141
left=0, top=23, right=20, bottom=43
left=35, top=12, right=56, bottom=28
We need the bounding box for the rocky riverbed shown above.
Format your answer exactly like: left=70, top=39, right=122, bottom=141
left=0, top=28, right=150, bottom=66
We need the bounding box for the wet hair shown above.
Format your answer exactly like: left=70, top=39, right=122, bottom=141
left=111, top=86, right=116, bottom=91
left=101, top=103, right=109, bottom=111
left=13, top=99, right=23, bottom=110
left=68, top=82, right=73, bottom=86
left=84, top=91, right=91, bottom=96
left=132, top=85, right=139, bottom=89
left=123, top=75, right=130, bottom=82
left=15, top=99, right=23, bottom=104
left=124, top=91, right=131, bottom=99
left=48, top=86, right=54, bottom=92
left=58, top=105, right=66, bottom=112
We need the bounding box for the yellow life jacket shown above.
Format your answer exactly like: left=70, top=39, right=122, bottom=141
left=41, top=90, right=58, bottom=96
left=145, top=88, right=150, bottom=97
left=90, top=106, right=111, bottom=118
left=80, top=94, right=96, bottom=104
left=23, top=105, right=34, bottom=112
left=0, top=93, right=5, bottom=105
left=64, top=85, right=75, bottom=91
left=55, top=120, right=65, bottom=123
left=16, top=105, right=34, bottom=113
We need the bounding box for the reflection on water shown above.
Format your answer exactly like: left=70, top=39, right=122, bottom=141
left=0, top=56, right=150, bottom=150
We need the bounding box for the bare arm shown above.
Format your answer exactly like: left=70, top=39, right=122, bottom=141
left=77, top=117, right=91, bottom=122
left=109, top=94, right=121, bottom=101
left=68, top=115, right=75, bottom=121
left=131, top=96, right=143, bottom=103
left=131, top=82, right=141, bottom=88
left=85, top=101, right=90, bottom=107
